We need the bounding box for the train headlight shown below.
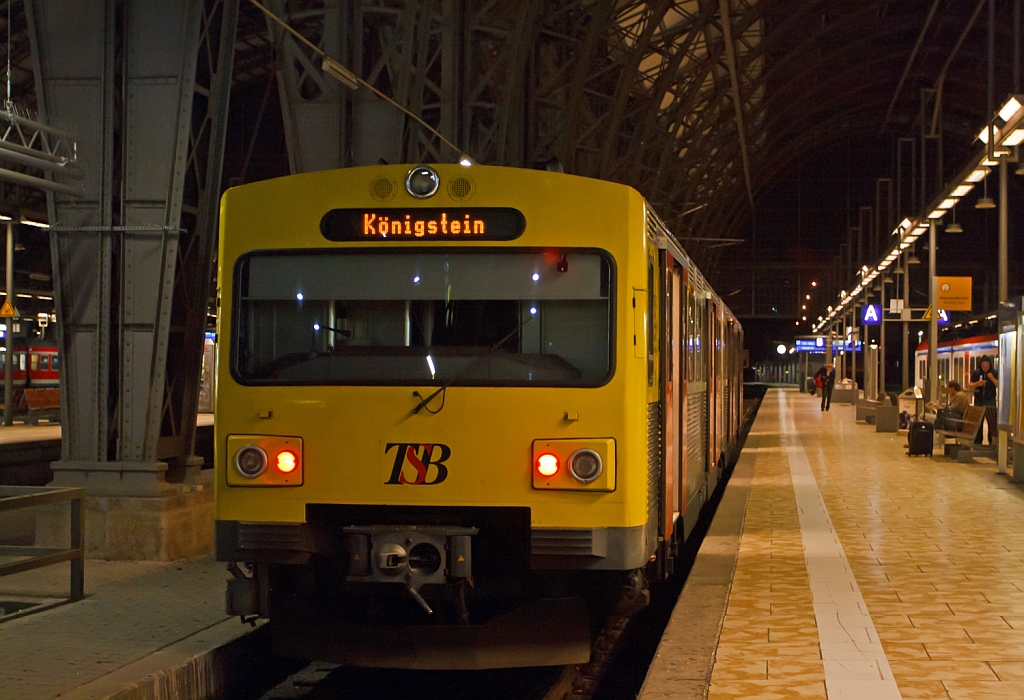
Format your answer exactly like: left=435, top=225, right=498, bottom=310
left=406, top=166, right=440, bottom=198
left=235, top=445, right=268, bottom=479
left=537, top=453, right=559, bottom=477
left=568, top=449, right=602, bottom=483
left=532, top=439, right=614, bottom=491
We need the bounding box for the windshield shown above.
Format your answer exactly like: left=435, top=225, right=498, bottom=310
left=232, top=250, right=613, bottom=386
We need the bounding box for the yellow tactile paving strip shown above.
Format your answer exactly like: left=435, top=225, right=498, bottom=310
left=709, top=389, right=1024, bottom=700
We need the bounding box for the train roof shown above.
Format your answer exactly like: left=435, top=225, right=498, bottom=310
left=916, top=334, right=997, bottom=352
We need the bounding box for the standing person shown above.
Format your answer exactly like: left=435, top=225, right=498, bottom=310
left=967, top=355, right=998, bottom=444
left=814, top=363, right=836, bottom=411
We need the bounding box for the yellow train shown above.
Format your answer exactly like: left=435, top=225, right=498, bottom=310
left=215, top=164, right=744, bottom=669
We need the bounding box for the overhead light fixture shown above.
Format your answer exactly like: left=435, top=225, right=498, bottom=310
left=20, top=219, right=49, bottom=228
left=938, top=198, right=957, bottom=210
left=966, top=168, right=991, bottom=182
left=999, top=96, right=1023, bottom=123
left=1003, top=129, right=1024, bottom=147
left=944, top=205, right=963, bottom=233
left=978, top=126, right=991, bottom=143
left=928, top=209, right=945, bottom=219
left=908, top=254, right=921, bottom=264
left=952, top=184, right=974, bottom=197
left=982, top=157, right=999, bottom=166
left=976, top=175, right=996, bottom=209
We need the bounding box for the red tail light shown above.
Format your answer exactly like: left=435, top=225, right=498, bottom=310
left=276, top=450, right=298, bottom=474
left=537, top=453, right=559, bottom=477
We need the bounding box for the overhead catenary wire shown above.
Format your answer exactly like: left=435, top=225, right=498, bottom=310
left=248, top=0, right=468, bottom=163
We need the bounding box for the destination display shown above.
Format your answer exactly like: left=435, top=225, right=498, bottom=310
left=321, top=207, right=526, bottom=242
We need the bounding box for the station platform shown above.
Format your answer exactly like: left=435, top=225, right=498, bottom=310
left=642, top=388, right=1024, bottom=700
left=0, top=412, right=214, bottom=447
left=0, top=553, right=265, bottom=700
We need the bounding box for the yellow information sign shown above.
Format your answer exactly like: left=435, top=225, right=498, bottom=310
left=936, top=276, right=972, bottom=311
left=0, top=299, right=18, bottom=318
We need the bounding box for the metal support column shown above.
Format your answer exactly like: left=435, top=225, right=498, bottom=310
left=851, top=298, right=858, bottom=396
left=3, top=220, right=12, bottom=427
left=902, top=250, right=910, bottom=390
left=28, top=0, right=238, bottom=497
left=880, top=278, right=886, bottom=397
left=928, top=219, right=938, bottom=403
left=999, top=156, right=1010, bottom=474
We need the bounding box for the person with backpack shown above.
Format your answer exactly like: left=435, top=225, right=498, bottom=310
left=814, top=363, right=836, bottom=411
left=967, top=355, right=998, bottom=444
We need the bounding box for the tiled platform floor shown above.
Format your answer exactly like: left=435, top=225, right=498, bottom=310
left=0, top=553, right=251, bottom=700
left=708, top=389, right=1024, bottom=700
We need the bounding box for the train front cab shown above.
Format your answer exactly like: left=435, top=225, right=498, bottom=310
left=213, top=165, right=742, bottom=669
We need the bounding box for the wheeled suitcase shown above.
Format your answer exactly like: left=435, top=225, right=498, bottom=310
left=908, top=420, right=933, bottom=457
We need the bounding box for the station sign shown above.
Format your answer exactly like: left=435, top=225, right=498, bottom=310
left=861, top=304, right=882, bottom=326
left=321, top=207, right=526, bottom=242
left=794, top=337, right=825, bottom=353
left=936, top=276, right=972, bottom=311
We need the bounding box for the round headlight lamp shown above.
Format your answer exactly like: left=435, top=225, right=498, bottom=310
left=568, top=449, right=602, bottom=483
left=406, top=166, right=440, bottom=198
left=235, top=445, right=268, bottom=479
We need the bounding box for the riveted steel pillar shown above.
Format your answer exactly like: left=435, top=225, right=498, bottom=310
left=27, top=0, right=237, bottom=497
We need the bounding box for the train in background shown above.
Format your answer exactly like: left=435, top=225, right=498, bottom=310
left=0, top=343, right=60, bottom=387
left=214, top=163, right=746, bottom=670
left=0, top=335, right=215, bottom=410
left=915, top=315, right=999, bottom=389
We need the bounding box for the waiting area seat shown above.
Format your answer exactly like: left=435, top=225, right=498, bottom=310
left=935, top=405, right=994, bottom=462
left=856, top=396, right=898, bottom=432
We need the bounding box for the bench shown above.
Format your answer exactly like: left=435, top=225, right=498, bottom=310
left=22, top=387, right=60, bottom=425
left=856, top=399, right=881, bottom=421
left=856, top=397, right=899, bottom=432
left=934, top=405, right=992, bottom=462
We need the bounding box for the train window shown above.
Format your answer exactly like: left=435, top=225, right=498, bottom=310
left=51, top=354, right=59, bottom=370
left=18, top=353, right=24, bottom=371
left=234, top=250, right=614, bottom=387
left=647, top=259, right=655, bottom=387
left=30, top=354, right=38, bottom=371
left=41, top=355, right=48, bottom=371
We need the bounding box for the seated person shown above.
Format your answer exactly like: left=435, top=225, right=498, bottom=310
left=926, top=381, right=970, bottom=430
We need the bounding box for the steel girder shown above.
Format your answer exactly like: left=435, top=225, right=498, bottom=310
left=27, top=0, right=237, bottom=494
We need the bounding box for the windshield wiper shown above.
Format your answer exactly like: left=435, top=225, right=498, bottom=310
left=411, top=314, right=535, bottom=414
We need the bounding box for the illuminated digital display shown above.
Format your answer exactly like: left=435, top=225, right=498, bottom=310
left=320, top=208, right=526, bottom=242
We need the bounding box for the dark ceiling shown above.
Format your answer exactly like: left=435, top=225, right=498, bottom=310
left=1, top=0, right=1021, bottom=356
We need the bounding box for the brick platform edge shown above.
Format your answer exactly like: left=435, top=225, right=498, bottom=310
left=57, top=619, right=298, bottom=700
left=637, top=432, right=757, bottom=700
left=35, top=486, right=214, bottom=560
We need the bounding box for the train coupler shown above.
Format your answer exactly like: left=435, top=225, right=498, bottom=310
left=344, top=525, right=478, bottom=615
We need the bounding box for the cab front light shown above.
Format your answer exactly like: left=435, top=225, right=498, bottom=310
left=226, top=435, right=303, bottom=486
left=532, top=439, right=614, bottom=491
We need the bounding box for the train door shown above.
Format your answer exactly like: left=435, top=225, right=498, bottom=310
left=661, top=255, right=682, bottom=546
left=707, top=302, right=718, bottom=489
left=682, top=280, right=706, bottom=538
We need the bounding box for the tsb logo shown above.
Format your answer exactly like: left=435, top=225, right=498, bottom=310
left=385, top=443, right=451, bottom=485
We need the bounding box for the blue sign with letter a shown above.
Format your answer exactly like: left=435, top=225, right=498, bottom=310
left=861, top=304, right=882, bottom=326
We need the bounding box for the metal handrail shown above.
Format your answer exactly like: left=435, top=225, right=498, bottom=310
left=0, top=485, right=84, bottom=601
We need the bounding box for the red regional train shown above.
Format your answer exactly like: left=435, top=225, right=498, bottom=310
left=0, top=344, right=60, bottom=387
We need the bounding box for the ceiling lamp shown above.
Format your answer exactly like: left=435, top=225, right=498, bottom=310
left=945, top=206, right=963, bottom=233
left=976, top=176, right=996, bottom=209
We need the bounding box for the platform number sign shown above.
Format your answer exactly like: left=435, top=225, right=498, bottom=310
left=861, top=304, right=881, bottom=326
